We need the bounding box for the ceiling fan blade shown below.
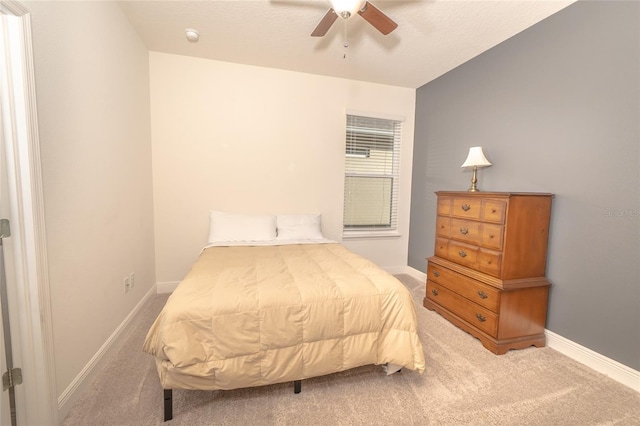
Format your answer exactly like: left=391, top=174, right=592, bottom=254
left=358, top=1, right=398, bottom=35
left=311, top=8, right=338, bottom=37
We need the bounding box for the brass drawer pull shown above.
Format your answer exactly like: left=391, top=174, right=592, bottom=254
left=477, top=290, right=488, bottom=299
left=431, top=289, right=439, bottom=296
left=475, top=313, right=486, bottom=322
left=459, top=227, right=469, bottom=235
left=432, top=270, right=440, bottom=277
left=461, top=204, right=471, bottom=212
left=458, top=250, right=467, bottom=258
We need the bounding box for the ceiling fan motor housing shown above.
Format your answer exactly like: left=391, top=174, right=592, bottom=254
left=311, top=0, right=397, bottom=37
left=330, top=0, right=366, bottom=19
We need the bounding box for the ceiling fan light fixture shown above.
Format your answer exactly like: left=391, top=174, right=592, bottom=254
left=330, top=0, right=365, bottom=19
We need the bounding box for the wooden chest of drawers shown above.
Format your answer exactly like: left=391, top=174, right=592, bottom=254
left=424, top=191, right=553, bottom=354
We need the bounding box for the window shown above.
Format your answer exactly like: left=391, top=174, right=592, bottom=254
left=343, top=114, right=402, bottom=236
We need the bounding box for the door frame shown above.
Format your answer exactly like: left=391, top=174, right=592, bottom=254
left=0, top=1, right=57, bottom=424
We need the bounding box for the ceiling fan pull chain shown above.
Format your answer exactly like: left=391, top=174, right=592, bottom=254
left=343, top=20, right=349, bottom=59
left=343, top=20, right=349, bottom=48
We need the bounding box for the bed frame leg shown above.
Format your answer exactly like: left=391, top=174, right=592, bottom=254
left=164, top=389, right=173, bottom=421
left=294, top=380, right=301, bottom=394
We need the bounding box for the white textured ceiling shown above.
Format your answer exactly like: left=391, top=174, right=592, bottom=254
left=118, top=0, right=575, bottom=89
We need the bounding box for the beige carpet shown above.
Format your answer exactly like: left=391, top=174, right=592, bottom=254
left=62, top=275, right=640, bottom=425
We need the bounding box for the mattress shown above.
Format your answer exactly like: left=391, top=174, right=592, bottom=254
left=143, top=243, right=425, bottom=391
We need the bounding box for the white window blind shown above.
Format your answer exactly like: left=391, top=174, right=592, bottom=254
left=343, top=114, right=402, bottom=234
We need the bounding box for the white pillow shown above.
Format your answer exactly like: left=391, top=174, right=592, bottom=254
left=208, top=211, right=276, bottom=243
left=276, top=214, right=324, bottom=240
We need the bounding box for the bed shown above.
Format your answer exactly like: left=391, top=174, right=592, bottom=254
left=143, top=212, right=425, bottom=420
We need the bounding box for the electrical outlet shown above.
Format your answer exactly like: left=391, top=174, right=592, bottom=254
left=130, top=272, right=135, bottom=289
left=123, top=276, right=130, bottom=294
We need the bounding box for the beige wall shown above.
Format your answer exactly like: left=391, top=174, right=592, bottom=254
left=28, top=1, right=155, bottom=399
left=150, top=52, right=415, bottom=283
left=25, top=2, right=414, bottom=406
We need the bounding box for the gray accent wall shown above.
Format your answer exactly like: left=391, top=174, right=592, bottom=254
left=409, top=1, right=639, bottom=370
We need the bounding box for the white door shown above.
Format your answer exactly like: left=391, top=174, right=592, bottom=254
left=0, top=14, right=17, bottom=425
left=0, top=60, right=17, bottom=425
left=0, top=5, right=58, bottom=424
left=0, top=317, right=11, bottom=426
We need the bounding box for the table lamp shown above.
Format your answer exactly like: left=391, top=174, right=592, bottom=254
left=461, top=146, right=492, bottom=192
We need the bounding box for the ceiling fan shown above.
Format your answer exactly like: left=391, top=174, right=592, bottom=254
left=311, top=0, right=398, bottom=37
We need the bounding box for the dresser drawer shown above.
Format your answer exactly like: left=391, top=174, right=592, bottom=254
left=452, top=198, right=482, bottom=219
left=437, top=197, right=452, bottom=216
left=427, top=262, right=500, bottom=312
left=450, top=218, right=481, bottom=245
left=482, top=200, right=506, bottom=223
left=436, top=216, right=451, bottom=238
left=426, top=281, right=498, bottom=337
left=481, top=223, right=504, bottom=250
left=434, top=237, right=449, bottom=259
left=447, top=241, right=478, bottom=269
left=478, top=249, right=502, bottom=277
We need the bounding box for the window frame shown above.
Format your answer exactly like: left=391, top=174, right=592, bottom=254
left=342, top=111, right=404, bottom=239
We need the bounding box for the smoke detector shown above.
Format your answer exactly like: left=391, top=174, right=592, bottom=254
left=185, top=29, right=200, bottom=43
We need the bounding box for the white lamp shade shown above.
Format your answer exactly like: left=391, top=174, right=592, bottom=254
left=330, top=0, right=366, bottom=16
left=461, top=146, right=492, bottom=168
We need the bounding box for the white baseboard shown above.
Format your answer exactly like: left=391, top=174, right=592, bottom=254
left=399, top=266, right=639, bottom=394
left=545, top=330, right=640, bottom=393
left=404, top=265, right=427, bottom=283
left=383, top=266, right=411, bottom=275
left=57, top=285, right=156, bottom=421
left=156, top=281, right=179, bottom=294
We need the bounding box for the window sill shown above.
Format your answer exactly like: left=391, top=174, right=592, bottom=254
left=342, top=231, right=402, bottom=240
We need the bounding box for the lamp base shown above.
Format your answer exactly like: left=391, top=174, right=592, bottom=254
left=467, top=166, right=480, bottom=192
